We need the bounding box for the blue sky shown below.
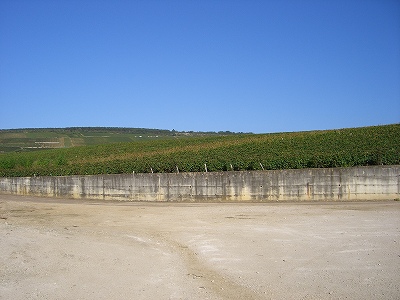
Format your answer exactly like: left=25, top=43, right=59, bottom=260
left=1, top=0, right=399, bottom=133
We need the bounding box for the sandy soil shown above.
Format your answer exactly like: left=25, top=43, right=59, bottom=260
left=0, top=195, right=399, bottom=300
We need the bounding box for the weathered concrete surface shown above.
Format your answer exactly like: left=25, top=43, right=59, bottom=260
left=1, top=195, right=399, bottom=299
left=0, top=166, right=399, bottom=202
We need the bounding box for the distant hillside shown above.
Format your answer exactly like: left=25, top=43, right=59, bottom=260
left=0, top=127, right=240, bottom=153
left=0, top=124, right=399, bottom=177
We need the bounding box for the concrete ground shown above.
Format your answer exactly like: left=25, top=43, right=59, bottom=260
left=0, top=195, right=399, bottom=300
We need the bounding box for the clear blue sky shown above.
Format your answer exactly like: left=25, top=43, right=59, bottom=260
left=1, top=0, right=399, bottom=133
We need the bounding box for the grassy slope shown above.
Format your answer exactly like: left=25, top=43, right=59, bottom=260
left=0, top=127, right=239, bottom=152
left=0, top=127, right=188, bottom=152
left=0, top=124, right=399, bottom=177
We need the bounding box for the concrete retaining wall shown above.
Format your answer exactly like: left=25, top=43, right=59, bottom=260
left=0, top=166, right=399, bottom=202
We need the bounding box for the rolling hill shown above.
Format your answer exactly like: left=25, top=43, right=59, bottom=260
left=0, top=124, right=398, bottom=177
left=0, top=127, right=238, bottom=153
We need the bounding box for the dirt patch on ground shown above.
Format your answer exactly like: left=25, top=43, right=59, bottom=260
left=1, top=195, right=399, bottom=299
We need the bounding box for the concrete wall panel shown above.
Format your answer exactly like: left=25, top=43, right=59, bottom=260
left=0, top=166, right=398, bottom=202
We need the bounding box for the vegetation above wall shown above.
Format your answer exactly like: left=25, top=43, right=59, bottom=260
left=0, top=124, right=398, bottom=177
left=0, top=127, right=239, bottom=153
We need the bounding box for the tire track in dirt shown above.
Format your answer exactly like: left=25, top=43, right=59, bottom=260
left=146, top=230, right=265, bottom=300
